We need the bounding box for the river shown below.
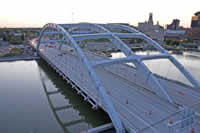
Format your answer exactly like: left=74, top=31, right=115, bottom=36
left=0, top=60, right=110, bottom=133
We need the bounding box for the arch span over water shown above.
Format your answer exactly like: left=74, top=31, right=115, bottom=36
left=36, top=23, right=200, bottom=133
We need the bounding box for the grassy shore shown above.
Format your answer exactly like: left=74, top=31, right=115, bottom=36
left=3, top=48, right=22, bottom=57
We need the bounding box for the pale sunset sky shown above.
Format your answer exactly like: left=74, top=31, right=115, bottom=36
left=0, top=0, right=199, bottom=28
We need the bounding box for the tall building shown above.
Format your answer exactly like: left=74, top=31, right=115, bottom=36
left=188, top=11, right=200, bottom=39
left=191, top=11, right=200, bottom=28
left=167, top=19, right=180, bottom=30
left=138, top=13, right=164, bottom=41
left=148, top=13, right=153, bottom=25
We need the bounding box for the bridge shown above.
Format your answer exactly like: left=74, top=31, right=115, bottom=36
left=31, top=23, right=200, bottom=133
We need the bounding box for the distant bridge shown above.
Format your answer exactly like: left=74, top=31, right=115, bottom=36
left=31, top=23, right=200, bottom=133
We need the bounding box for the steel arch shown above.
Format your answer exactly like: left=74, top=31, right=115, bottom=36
left=100, top=23, right=200, bottom=89
left=36, top=22, right=200, bottom=133
left=37, top=23, right=125, bottom=133
left=93, top=23, right=174, bottom=104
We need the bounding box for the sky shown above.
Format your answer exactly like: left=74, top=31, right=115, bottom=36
left=0, top=0, right=199, bottom=28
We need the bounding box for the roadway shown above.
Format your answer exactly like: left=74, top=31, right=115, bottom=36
left=34, top=42, right=200, bottom=133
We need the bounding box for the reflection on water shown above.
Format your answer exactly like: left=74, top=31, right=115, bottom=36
left=0, top=60, right=110, bottom=133
left=37, top=60, right=110, bottom=133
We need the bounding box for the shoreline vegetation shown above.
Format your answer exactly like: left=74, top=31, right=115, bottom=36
left=0, top=27, right=199, bottom=61
left=3, top=48, right=22, bottom=57
left=79, top=38, right=200, bottom=54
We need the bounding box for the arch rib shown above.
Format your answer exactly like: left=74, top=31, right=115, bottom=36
left=49, top=22, right=174, bottom=104
left=102, top=24, right=200, bottom=89
left=92, top=24, right=174, bottom=104
left=36, top=22, right=200, bottom=132
left=36, top=23, right=125, bottom=133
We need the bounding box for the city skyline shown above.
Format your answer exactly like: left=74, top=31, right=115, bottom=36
left=0, top=0, right=199, bottom=28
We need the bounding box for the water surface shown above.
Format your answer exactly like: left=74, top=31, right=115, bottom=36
left=0, top=60, right=110, bottom=133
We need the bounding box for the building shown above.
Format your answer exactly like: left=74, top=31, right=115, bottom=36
left=107, top=23, right=133, bottom=33
left=188, top=11, right=200, bottom=40
left=10, top=32, right=25, bottom=40
left=164, top=30, right=186, bottom=41
left=138, top=13, right=164, bottom=41
left=191, top=11, right=200, bottom=28
left=108, top=23, right=130, bottom=26
left=167, top=19, right=180, bottom=30
left=187, top=28, right=200, bottom=39
left=148, top=13, right=153, bottom=25
left=138, top=13, right=154, bottom=33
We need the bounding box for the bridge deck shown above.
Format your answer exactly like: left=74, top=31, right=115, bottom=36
left=35, top=43, right=200, bottom=133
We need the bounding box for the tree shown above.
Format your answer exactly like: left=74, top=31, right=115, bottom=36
left=166, top=40, right=171, bottom=45
left=21, top=34, right=25, bottom=41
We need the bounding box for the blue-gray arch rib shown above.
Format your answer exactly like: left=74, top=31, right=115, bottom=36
left=36, top=23, right=125, bottom=133
left=39, top=23, right=174, bottom=104
left=94, top=23, right=174, bottom=104
left=102, top=24, right=200, bottom=89
left=36, top=22, right=200, bottom=132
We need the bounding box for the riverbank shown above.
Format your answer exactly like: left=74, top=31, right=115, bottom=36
left=0, top=55, right=39, bottom=62
left=0, top=39, right=39, bottom=62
